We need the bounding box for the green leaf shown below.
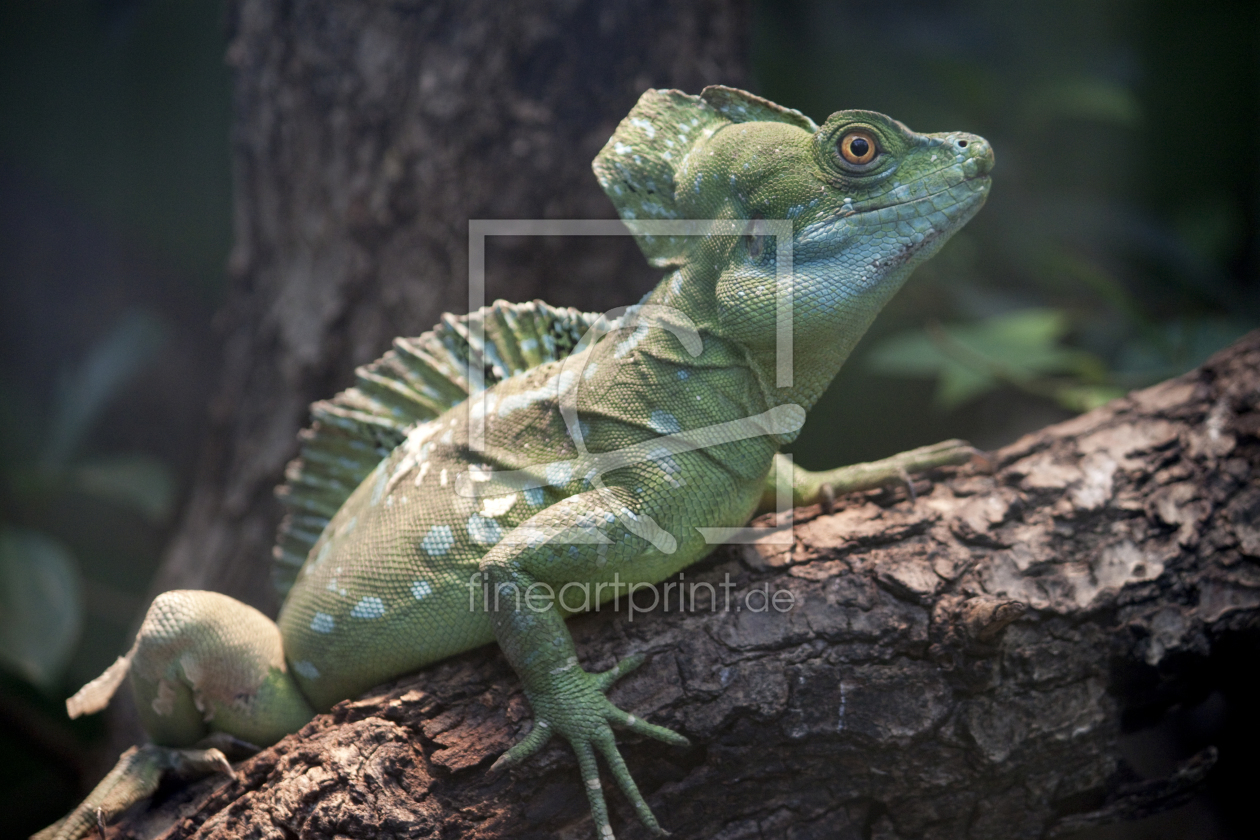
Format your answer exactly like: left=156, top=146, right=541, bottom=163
left=0, top=527, right=83, bottom=689
left=865, top=328, right=949, bottom=376
left=70, top=455, right=176, bottom=523
left=944, top=308, right=1078, bottom=379
left=867, top=309, right=1109, bottom=410
left=42, top=311, right=167, bottom=468
left=936, top=361, right=998, bottom=409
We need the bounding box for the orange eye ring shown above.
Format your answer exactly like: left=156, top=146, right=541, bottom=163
left=838, top=130, right=878, bottom=165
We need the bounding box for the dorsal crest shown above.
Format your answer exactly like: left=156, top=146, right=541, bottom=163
left=271, top=301, right=602, bottom=596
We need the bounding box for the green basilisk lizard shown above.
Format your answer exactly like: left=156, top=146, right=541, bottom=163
left=36, top=86, right=992, bottom=840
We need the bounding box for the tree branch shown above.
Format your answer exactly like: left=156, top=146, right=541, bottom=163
left=106, top=333, right=1260, bottom=839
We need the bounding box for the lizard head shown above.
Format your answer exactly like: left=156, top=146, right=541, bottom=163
left=595, top=86, right=993, bottom=405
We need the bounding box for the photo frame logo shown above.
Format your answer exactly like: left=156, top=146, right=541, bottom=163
left=461, top=218, right=798, bottom=549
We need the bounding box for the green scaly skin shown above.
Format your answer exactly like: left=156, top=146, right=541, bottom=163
left=39, top=87, right=992, bottom=840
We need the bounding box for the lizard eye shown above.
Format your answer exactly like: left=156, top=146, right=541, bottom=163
left=838, top=130, right=878, bottom=166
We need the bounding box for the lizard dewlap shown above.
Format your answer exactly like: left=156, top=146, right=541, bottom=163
left=38, top=86, right=992, bottom=840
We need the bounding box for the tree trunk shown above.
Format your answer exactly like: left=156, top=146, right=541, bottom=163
left=152, top=0, right=750, bottom=615
left=105, top=333, right=1260, bottom=839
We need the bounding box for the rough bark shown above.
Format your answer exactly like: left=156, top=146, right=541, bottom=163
left=104, top=334, right=1260, bottom=839
left=153, top=0, right=750, bottom=615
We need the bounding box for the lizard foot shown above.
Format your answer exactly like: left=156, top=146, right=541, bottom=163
left=762, top=438, right=981, bottom=512
left=491, top=653, right=688, bottom=838
left=31, top=744, right=233, bottom=840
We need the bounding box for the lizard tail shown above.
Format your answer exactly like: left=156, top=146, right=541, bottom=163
left=272, top=300, right=605, bottom=596
left=66, top=649, right=134, bottom=718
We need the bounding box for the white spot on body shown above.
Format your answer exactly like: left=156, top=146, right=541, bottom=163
left=614, top=323, right=651, bottom=358
left=369, top=465, right=388, bottom=506
left=468, top=514, right=503, bottom=545
left=311, top=613, right=335, bottom=634
left=469, top=394, right=498, bottom=421
left=384, top=452, right=418, bottom=495
left=293, top=660, right=321, bottom=680
left=648, top=410, right=681, bottom=434
left=481, top=493, right=518, bottom=518
left=550, top=655, right=579, bottom=674
left=421, top=525, right=455, bottom=555
left=314, top=541, right=333, bottom=567
left=497, top=370, right=576, bottom=417
left=410, top=580, right=433, bottom=600
left=629, top=117, right=656, bottom=138
left=525, top=486, right=545, bottom=506
left=545, top=461, right=573, bottom=487
left=351, top=596, right=386, bottom=619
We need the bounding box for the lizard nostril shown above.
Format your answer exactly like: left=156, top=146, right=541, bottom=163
left=957, top=139, right=969, bottom=148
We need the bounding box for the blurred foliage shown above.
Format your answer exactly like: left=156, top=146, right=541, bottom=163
left=0, top=312, right=174, bottom=691
left=0, top=4, right=226, bottom=832
left=757, top=0, right=1259, bottom=466
left=868, top=308, right=1123, bottom=412
left=0, top=528, right=82, bottom=689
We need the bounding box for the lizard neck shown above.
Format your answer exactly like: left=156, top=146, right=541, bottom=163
left=725, top=263, right=917, bottom=441
left=629, top=262, right=912, bottom=446
left=751, top=273, right=910, bottom=418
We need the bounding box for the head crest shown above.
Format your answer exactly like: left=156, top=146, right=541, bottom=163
left=593, top=87, right=815, bottom=267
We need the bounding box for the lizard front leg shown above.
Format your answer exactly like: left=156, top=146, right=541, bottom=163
left=760, top=439, right=979, bottom=513
left=478, top=487, right=689, bottom=839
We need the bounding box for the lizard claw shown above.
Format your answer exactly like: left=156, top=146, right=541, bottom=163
left=494, top=653, right=686, bottom=838
left=819, top=483, right=836, bottom=514
left=898, top=466, right=916, bottom=501
left=490, top=718, right=553, bottom=774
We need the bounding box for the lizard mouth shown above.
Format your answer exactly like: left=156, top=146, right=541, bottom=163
left=796, top=170, right=990, bottom=256
left=844, top=170, right=991, bottom=219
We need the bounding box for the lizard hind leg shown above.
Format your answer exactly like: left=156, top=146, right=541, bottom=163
left=30, top=744, right=232, bottom=840
left=36, top=590, right=315, bottom=840
left=124, top=590, right=316, bottom=748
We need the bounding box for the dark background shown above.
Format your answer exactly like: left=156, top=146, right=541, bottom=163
left=1, top=0, right=1256, bottom=836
